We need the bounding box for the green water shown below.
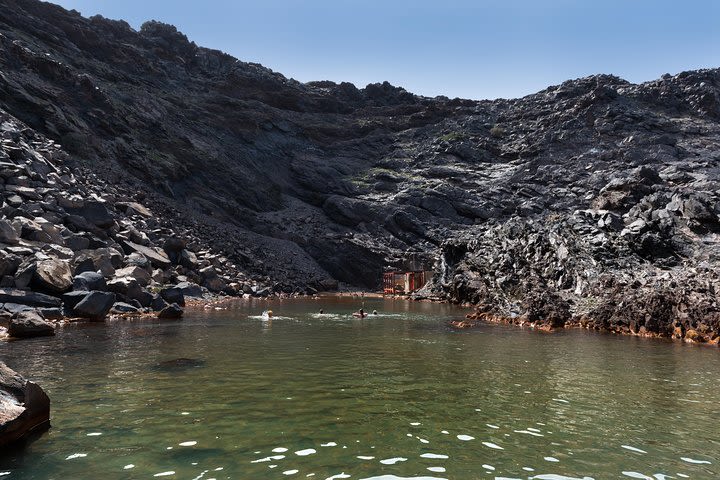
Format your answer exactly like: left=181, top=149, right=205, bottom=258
left=0, top=296, right=718, bottom=480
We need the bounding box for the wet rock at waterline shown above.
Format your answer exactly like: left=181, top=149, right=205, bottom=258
left=7, top=311, right=55, bottom=338
left=158, top=303, right=184, bottom=319
left=0, top=362, right=51, bottom=447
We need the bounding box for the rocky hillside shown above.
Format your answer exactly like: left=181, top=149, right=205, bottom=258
left=0, top=0, right=719, bottom=340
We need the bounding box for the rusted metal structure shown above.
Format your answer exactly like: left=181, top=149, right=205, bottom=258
left=382, top=271, right=432, bottom=294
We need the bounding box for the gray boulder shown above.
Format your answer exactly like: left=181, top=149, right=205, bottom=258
left=0, top=289, right=61, bottom=308
left=32, top=259, right=72, bottom=294
left=72, top=271, right=107, bottom=291
left=176, top=281, right=203, bottom=298
left=110, top=302, right=141, bottom=314
left=113, top=266, right=151, bottom=286
left=0, top=362, right=51, bottom=447
left=0, top=219, right=19, bottom=245
left=73, top=291, right=115, bottom=320
left=8, top=311, right=55, bottom=338
left=121, top=240, right=171, bottom=268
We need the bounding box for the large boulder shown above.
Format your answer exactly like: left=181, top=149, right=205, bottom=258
left=158, top=303, right=183, bottom=319
left=0, top=362, right=51, bottom=447
left=67, top=200, right=114, bottom=229
left=7, top=311, right=55, bottom=338
left=72, top=271, right=107, bottom=291
left=176, top=281, right=203, bottom=298
left=0, top=219, right=19, bottom=245
left=160, top=287, right=185, bottom=306
left=0, top=289, right=62, bottom=308
left=73, top=291, right=116, bottom=320
left=113, top=266, right=151, bottom=286
left=121, top=240, right=171, bottom=268
left=31, top=259, right=72, bottom=294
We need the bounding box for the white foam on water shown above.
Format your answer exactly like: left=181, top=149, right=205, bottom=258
left=457, top=435, right=475, bottom=441
left=66, top=453, right=87, bottom=460
left=621, top=445, right=647, bottom=454
left=681, top=457, right=712, bottom=464
left=326, top=474, right=351, bottom=480
left=321, top=442, right=337, bottom=447
left=552, top=398, right=569, bottom=404
left=523, top=467, right=535, bottom=472
left=270, top=465, right=277, bottom=469
left=515, top=430, right=544, bottom=437
left=653, top=475, right=672, bottom=480
left=621, top=473, right=653, bottom=480
left=214, top=468, right=223, bottom=471
left=283, top=470, right=299, bottom=475
left=482, top=464, right=495, bottom=470
left=359, top=476, right=448, bottom=480
left=357, top=456, right=375, bottom=460
left=295, top=449, right=317, bottom=456
left=380, top=457, right=408, bottom=465
left=86, top=432, right=102, bottom=436
left=153, top=472, right=175, bottom=477
left=543, top=456, right=560, bottom=462
left=531, top=476, right=595, bottom=480
left=274, top=447, right=289, bottom=453
left=482, top=442, right=504, bottom=450
left=252, top=455, right=285, bottom=463
left=181, top=412, right=190, bottom=415
left=427, top=467, right=446, bottom=473
left=179, top=441, right=197, bottom=447
left=410, top=422, right=421, bottom=426
left=487, top=424, right=500, bottom=429
left=527, top=428, right=541, bottom=433
left=676, top=474, right=689, bottom=478
left=191, top=470, right=209, bottom=480
left=441, top=430, right=449, bottom=435
left=420, top=453, right=448, bottom=459
left=124, top=465, right=135, bottom=470
left=417, top=437, right=429, bottom=444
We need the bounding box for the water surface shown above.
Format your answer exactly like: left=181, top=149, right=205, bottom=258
left=0, top=296, right=718, bottom=479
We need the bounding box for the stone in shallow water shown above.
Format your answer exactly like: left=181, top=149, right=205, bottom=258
left=8, top=311, right=55, bottom=338
left=0, top=361, right=50, bottom=447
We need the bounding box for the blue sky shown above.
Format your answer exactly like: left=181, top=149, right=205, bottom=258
left=50, top=0, right=720, bottom=100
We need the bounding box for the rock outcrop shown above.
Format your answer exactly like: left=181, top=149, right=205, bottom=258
left=0, top=362, right=50, bottom=447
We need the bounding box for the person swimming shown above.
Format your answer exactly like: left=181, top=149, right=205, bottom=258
left=262, top=309, right=273, bottom=318
left=319, top=309, right=324, bottom=314
left=372, top=310, right=378, bottom=315
left=352, top=308, right=366, bottom=318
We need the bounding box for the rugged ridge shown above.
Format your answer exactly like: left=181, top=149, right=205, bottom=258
left=0, top=0, right=719, bottom=341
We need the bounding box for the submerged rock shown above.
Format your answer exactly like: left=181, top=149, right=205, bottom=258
left=155, top=358, right=205, bottom=370
left=0, top=362, right=51, bottom=447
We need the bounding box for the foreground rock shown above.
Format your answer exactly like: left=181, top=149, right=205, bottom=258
left=8, top=311, right=55, bottom=338
left=0, top=362, right=51, bottom=447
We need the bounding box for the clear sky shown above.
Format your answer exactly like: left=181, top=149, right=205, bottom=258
left=49, top=0, right=720, bottom=100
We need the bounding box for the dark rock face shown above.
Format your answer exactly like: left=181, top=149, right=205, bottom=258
left=158, top=303, right=183, bottom=319
left=0, top=0, right=718, bottom=339
left=7, top=310, right=55, bottom=338
left=0, top=362, right=51, bottom=447
left=73, top=291, right=116, bottom=320
left=160, top=287, right=184, bottom=307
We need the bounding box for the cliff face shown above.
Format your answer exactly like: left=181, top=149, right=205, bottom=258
left=1, top=0, right=720, bottom=337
